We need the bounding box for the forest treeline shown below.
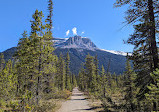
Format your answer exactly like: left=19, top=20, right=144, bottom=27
left=77, top=53, right=159, bottom=111
left=77, top=0, right=159, bottom=111
left=0, top=0, right=77, bottom=111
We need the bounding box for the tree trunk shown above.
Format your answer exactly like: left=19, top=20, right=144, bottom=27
left=148, top=0, right=158, bottom=71
left=36, top=76, right=40, bottom=105
left=148, top=0, right=158, bottom=111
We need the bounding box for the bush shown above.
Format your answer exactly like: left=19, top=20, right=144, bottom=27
left=44, top=90, right=71, bottom=100
left=34, top=101, right=56, bottom=112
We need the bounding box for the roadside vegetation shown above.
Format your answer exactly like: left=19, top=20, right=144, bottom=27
left=77, top=0, right=159, bottom=111
left=0, top=0, right=77, bottom=111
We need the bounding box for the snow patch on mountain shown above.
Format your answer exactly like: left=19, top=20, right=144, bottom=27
left=53, top=36, right=131, bottom=56
left=100, top=49, right=132, bottom=56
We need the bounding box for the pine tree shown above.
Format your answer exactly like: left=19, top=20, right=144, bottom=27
left=94, top=55, right=100, bottom=93
left=82, top=54, right=98, bottom=93
left=111, top=73, right=118, bottom=93
left=84, top=54, right=94, bottom=89
left=0, top=53, right=5, bottom=98
left=0, top=53, right=5, bottom=72
left=72, top=74, right=77, bottom=87
left=94, top=55, right=99, bottom=77
left=56, top=54, right=66, bottom=90
left=145, top=69, right=159, bottom=111
left=123, top=58, right=137, bottom=112
left=0, top=60, right=17, bottom=105
left=46, top=0, right=53, bottom=31
left=14, top=31, right=31, bottom=97
left=29, top=10, right=46, bottom=105
left=42, top=0, right=56, bottom=94
left=90, top=62, right=97, bottom=94
left=15, top=9, right=56, bottom=106
left=62, top=59, right=66, bottom=91
left=65, top=52, right=71, bottom=91
left=114, top=1, right=159, bottom=109
left=78, top=67, right=86, bottom=91
left=114, top=0, right=158, bottom=69
left=100, top=65, right=107, bottom=98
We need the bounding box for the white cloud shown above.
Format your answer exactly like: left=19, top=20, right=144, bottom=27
left=66, top=30, right=70, bottom=36
left=81, top=31, right=85, bottom=35
left=72, top=27, right=77, bottom=35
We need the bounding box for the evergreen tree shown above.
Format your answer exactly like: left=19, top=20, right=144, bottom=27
left=43, top=0, right=56, bottom=94
left=15, top=31, right=32, bottom=98
left=100, top=65, right=107, bottom=98
left=0, top=53, right=5, bottom=72
left=114, top=1, right=159, bottom=110
left=65, top=52, right=71, bottom=91
left=90, top=62, right=97, bottom=94
left=29, top=9, right=46, bottom=105
left=114, top=0, right=158, bottom=70
left=0, top=53, right=5, bottom=98
left=62, top=59, right=66, bottom=91
left=94, top=55, right=100, bottom=93
left=123, top=58, right=137, bottom=112
left=15, top=9, right=56, bottom=106
left=78, top=67, right=86, bottom=91
left=94, top=55, right=99, bottom=77
left=145, top=69, right=159, bottom=111
left=72, top=74, right=77, bottom=87
left=82, top=54, right=98, bottom=93
left=0, top=60, right=17, bottom=106
left=56, top=54, right=66, bottom=90
left=46, top=0, right=53, bottom=31
left=84, top=54, right=94, bottom=89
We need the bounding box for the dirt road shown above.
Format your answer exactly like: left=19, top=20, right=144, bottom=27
left=57, top=87, right=95, bottom=112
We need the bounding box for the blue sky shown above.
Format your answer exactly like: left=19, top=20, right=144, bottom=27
left=0, top=0, right=134, bottom=52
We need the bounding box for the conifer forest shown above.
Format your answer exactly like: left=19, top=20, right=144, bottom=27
left=0, top=0, right=159, bottom=112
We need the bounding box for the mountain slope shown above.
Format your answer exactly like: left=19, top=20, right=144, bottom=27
left=1, top=36, right=128, bottom=75
left=54, top=48, right=126, bottom=75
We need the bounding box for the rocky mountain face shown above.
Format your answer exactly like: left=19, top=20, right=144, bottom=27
left=1, top=35, right=128, bottom=75
left=53, top=35, right=97, bottom=51
left=53, top=35, right=130, bottom=56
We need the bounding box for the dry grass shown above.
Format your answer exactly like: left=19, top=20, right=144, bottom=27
left=89, top=98, right=105, bottom=112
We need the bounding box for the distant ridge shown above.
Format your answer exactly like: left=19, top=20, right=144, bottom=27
left=1, top=36, right=128, bottom=75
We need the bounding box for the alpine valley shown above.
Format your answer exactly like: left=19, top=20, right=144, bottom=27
left=1, top=35, right=130, bottom=75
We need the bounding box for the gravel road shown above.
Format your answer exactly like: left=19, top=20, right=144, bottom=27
left=57, top=87, right=95, bottom=112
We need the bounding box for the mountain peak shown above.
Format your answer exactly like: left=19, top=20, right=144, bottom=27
left=54, top=35, right=97, bottom=51
left=53, top=36, right=130, bottom=56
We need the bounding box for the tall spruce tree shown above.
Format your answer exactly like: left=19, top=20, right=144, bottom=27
left=42, top=0, right=56, bottom=94
left=78, top=67, right=86, bottom=91
left=0, top=53, right=5, bottom=72
left=29, top=10, right=46, bottom=105
left=90, top=62, right=97, bottom=94
left=65, top=52, right=71, bottom=91
left=46, top=0, right=53, bottom=31
left=145, top=69, right=159, bottom=111
left=15, top=9, right=56, bottom=106
left=100, top=65, right=107, bottom=98
left=94, top=55, right=100, bottom=93
left=56, top=54, right=66, bottom=90
left=15, top=31, right=32, bottom=99
left=0, top=60, right=17, bottom=104
left=114, top=0, right=159, bottom=106
left=72, top=74, right=77, bottom=87
left=123, top=58, right=137, bottom=112
left=84, top=54, right=94, bottom=89
left=83, top=54, right=98, bottom=93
